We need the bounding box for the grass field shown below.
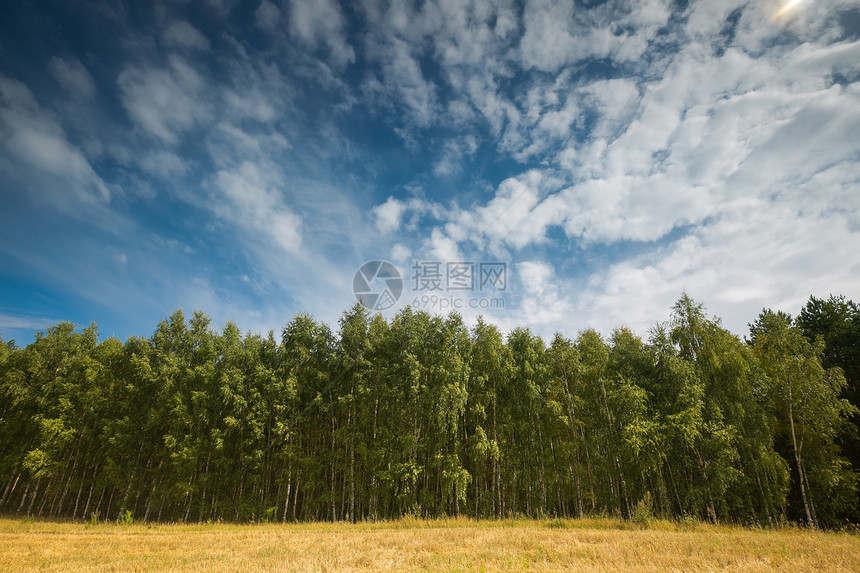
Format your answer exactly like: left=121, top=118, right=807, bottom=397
left=1, top=516, right=858, bottom=572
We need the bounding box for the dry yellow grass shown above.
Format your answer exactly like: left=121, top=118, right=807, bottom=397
left=0, top=516, right=857, bottom=572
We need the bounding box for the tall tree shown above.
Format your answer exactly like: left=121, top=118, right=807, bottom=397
left=2, top=296, right=856, bottom=526
left=469, top=318, right=512, bottom=518
left=752, top=309, right=858, bottom=527
left=796, top=295, right=860, bottom=486
left=671, top=294, right=783, bottom=523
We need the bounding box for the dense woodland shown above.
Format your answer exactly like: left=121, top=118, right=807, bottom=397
left=0, top=294, right=857, bottom=527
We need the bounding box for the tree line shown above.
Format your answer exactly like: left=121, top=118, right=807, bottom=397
left=0, top=294, right=857, bottom=527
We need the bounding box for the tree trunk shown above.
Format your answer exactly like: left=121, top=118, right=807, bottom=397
left=81, top=481, right=94, bottom=519
left=37, top=475, right=55, bottom=516
left=1, top=471, right=20, bottom=508
left=16, top=481, right=31, bottom=515
left=27, top=479, right=41, bottom=516
left=788, top=385, right=816, bottom=528
left=282, top=465, right=292, bottom=523
left=292, top=472, right=301, bottom=521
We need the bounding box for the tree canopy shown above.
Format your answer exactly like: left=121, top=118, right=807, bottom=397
left=0, top=295, right=856, bottom=527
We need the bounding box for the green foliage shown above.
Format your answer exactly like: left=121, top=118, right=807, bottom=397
left=751, top=309, right=858, bottom=527
left=0, top=295, right=857, bottom=527
left=796, top=294, right=860, bottom=509
left=633, top=492, right=655, bottom=527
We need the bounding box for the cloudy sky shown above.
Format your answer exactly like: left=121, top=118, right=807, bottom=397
left=1, top=0, right=859, bottom=345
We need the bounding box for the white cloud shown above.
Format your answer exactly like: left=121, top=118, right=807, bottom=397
left=579, top=79, right=641, bottom=141
left=510, top=260, right=574, bottom=330
left=390, top=243, right=412, bottom=263
left=214, top=161, right=303, bottom=254
left=0, top=76, right=109, bottom=202
left=519, top=0, right=671, bottom=71
left=418, top=1, right=506, bottom=74
left=138, top=150, right=190, bottom=179
left=358, top=0, right=522, bottom=139
left=426, top=227, right=463, bottom=262
left=49, top=57, right=96, bottom=98
left=364, top=36, right=439, bottom=128
left=204, top=0, right=239, bottom=17
left=163, top=20, right=211, bottom=51
left=213, top=48, right=292, bottom=125
left=118, top=55, right=210, bottom=144
left=459, top=38, right=859, bottom=249
left=433, top=135, right=478, bottom=176
left=224, top=88, right=277, bottom=123
left=373, top=196, right=407, bottom=234
left=369, top=195, right=451, bottom=241
left=110, top=247, right=128, bottom=265
left=464, top=71, right=520, bottom=138
left=0, top=313, right=61, bottom=332
left=390, top=3, right=860, bottom=339
left=209, top=122, right=290, bottom=162
left=474, top=170, right=559, bottom=249
left=578, top=193, right=860, bottom=337
left=288, top=0, right=355, bottom=68
left=255, top=0, right=281, bottom=31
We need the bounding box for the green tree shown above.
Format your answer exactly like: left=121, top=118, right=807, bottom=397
left=469, top=318, right=512, bottom=518
left=671, top=294, right=785, bottom=524
left=752, top=309, right=858, bottom=527
left=796, top=295, right=860, bottom=492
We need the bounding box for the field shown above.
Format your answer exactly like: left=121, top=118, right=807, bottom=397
left=1, top=517, right=858, bottom=572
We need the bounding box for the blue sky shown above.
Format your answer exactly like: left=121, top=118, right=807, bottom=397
left=1, top=0, right=859, bottom=345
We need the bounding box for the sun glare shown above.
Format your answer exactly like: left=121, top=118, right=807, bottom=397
left=774, top=0, right=805, bottom=20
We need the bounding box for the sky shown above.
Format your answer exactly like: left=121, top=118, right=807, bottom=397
left=1, top=0, right=859, bottom=346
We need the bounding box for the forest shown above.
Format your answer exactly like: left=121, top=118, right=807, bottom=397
left=0, top=294, right=857, bottom=528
